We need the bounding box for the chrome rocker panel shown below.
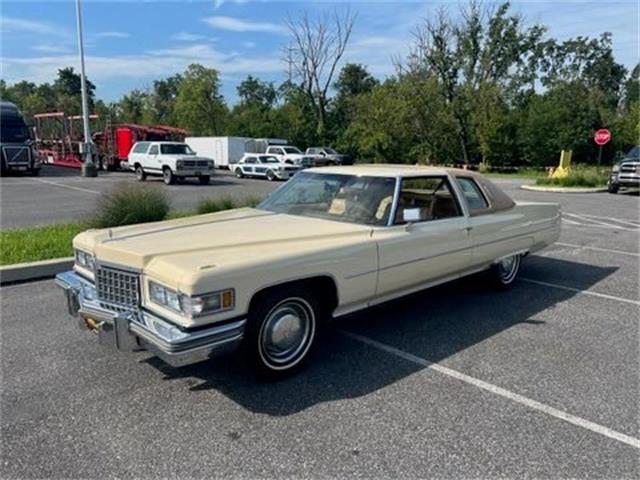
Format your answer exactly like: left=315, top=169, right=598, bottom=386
left=55, top=270, right=246, bottom=368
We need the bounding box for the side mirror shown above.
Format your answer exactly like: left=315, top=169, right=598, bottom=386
left=403, top=208, right=421, bottom=223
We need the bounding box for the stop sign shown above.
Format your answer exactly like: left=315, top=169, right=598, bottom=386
left=594, top=129, right=611, bottom=146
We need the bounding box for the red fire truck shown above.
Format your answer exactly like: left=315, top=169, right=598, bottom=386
left=34, top=112, right=189, bottom=170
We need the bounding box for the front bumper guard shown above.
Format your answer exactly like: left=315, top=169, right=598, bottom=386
left=55, top=270, right=246, bottom=367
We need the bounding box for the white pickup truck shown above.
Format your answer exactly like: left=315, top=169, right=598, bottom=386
left=128, top=141, right=215, bottom=185
left=264, top=145, right=321, bottom=168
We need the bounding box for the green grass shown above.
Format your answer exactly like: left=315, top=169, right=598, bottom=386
left=0, top=194, right=265, bottom=266
left=0, top=223, right=83, bottom=265
left=535, top=165, right=609, bottom=188
left=484, top=169, right=542, bottom=179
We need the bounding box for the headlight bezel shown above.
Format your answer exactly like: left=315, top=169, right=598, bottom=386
left=147, top=280, right=235, bottom=318
left=74, top=249, right=95, bottom=271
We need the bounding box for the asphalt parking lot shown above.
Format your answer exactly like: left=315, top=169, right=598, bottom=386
left=0, top=166, right=279, bottom=228
left=1, top=172, right=639, bottom=478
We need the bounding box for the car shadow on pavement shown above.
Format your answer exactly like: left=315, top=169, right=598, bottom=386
left=146, top=256, right=618, bottom=416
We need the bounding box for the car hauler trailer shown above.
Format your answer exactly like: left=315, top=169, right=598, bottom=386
left=185, top=137, right=287, bottom=168
left=34, top=111, right=189, bottom=170
left=96, top=123, right=189, bottom=170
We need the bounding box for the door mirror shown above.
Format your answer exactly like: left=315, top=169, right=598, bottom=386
left=402, top=208, right=421, bottom=223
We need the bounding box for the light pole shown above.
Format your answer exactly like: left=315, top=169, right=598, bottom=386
left=75, top=0, right=97, bottom=177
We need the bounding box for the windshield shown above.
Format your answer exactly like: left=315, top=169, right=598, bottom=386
left=260, top=156, right=280, bottom=163
left=324, top=148, right=338, bottom=154
left=1, top=122, right=30, bottom=143
left=283, top=146, right=302, bottom=154
left=626, top=145, right=640, bottom=160
left=258, top=172, right=396, bottom=226
left=160, top=144, right=194, bottom=155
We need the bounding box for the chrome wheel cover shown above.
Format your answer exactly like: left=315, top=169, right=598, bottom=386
left=259, top=298, right=315, bottom=370
left=497, top=254, right=520, bottom=283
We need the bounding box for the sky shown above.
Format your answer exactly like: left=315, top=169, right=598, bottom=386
left=1, top=0, right=638, bottom=104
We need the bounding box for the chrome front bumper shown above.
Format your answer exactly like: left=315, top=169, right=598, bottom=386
left=55, top=270, right=246, bottom=367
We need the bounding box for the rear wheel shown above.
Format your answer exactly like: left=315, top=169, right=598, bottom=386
left=135, top=165, right=146, bottom=181
left=244, top=288, right=321, bottom=380
left=489, top=254, right=521, bottom=289
left=163, top=167, right=175, bottom=185
left=199, top=175, right=210, bottom=185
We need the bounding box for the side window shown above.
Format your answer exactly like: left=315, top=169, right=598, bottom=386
left=456, top=177, right=489, bottom=211
left=308, top=148, right=317, bottom=154
left=245, top=157, right=257, bottom=164
left=148, top=145, right=158, bottom=155
left=132, top=142, right=148, bottom=154
left=394, top=177, right=461, bottom=224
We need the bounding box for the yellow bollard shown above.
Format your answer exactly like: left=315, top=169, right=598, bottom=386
left=551, top=150, right=572, bottom=178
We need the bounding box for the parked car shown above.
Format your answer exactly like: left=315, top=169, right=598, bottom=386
left=305, top=147, right=353, bottom=165
left=128, top=141, right=215, bottom=185
left=1, top=101, right=41, bottom=176
left=608, top=145, right=640, bottom=193
left=264, top=145, right=322, bottom=167
left=56, top=165, right=560, bottom=379
left=234, top=154, right=300, bottom=181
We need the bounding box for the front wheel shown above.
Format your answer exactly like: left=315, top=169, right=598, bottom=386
left=235, top=168, right=244, bottom=178
left=608, top=183, right=619, bottom=194
left=489, top=254, right=521, bottom=289
left=244, top=288, right=321, bottom=380
left=163, top=168, right=175, bottom=185
left=266, top=169, right=276, bottom=181
left=199, top=175, right=210, bottom=185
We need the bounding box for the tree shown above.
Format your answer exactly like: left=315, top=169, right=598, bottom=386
left=286, top=10, right=356, bottom=140
left=174, top=64, right=227, bottom=135
left=53, top=67, right=96, bottom=113
left=405, top=1, right=546, bottom=164
left=148, top=74, right=183, bottom=125
left=237, top=75, right=277, bottom=108
left=117, top=90, right=148, bottom=124
left=330, top=64, right=379, bottom=152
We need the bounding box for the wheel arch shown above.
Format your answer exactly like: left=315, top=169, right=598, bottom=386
left=248, top=275, right=339, bottom=319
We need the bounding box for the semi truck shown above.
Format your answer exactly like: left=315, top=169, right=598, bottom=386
left=0, top=101, right=41, bottom=175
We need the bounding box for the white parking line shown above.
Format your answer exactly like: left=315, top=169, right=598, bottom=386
left=562, top=213, right=639, bottom=232
left=576, top=213, right=640, bottom=227
left=342, top=331, right=640, bottom=450
left=555, top=242, right=640, bottom=258
left=562, top=220, right=639, bottom=232
left=520, top=277, right=640, bottom=306
left=32, top=179, right=100, bottom=195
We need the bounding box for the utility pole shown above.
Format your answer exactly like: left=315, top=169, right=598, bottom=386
left=75, top=0, right=97, bottom=177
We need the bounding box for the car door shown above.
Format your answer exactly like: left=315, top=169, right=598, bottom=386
left=243, top=157, right=257, bottom=175
left=454, top=176, right=528, bottom=268
left=373, top=176, right=472, bottom=296
left=146, top=144, right=159, bottom=170
left=254, top=157, right=268, bottom=176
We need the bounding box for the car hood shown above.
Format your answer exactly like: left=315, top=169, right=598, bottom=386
left=74, top=208, right=372, bottom=289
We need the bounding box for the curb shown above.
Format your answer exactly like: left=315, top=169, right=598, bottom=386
left=0, top=257, right=74, bottom=285
left=520, top=185, right=608, bottom=194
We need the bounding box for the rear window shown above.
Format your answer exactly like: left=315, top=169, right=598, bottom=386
left=456, top=177, right=489, bottom=211
left=132, top=142, right=149, bottom=153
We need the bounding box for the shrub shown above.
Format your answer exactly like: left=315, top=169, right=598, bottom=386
left=535, top=165, right=609, bottom=188
left=196, top=195, right=262, bottom=215
left=88, top=184, right=171, bottom=228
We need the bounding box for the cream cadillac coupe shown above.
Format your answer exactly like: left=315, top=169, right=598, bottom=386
left=57, top=165, right=560, bottom=378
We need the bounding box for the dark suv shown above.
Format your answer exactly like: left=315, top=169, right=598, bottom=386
left=608, top=145, right=640, bottom=194
left=1, top=101, right=40, bottom=175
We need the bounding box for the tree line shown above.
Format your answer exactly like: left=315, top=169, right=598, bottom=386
left=1, top=2, right=638, bottom=167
